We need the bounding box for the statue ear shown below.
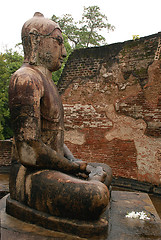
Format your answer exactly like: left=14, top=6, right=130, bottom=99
left=29, top=28, right=40, bottom=64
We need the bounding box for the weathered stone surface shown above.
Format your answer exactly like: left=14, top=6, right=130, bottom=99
left=1, top=33, right=160, bottom=187
left=1, top=196, right=85, bottom=240
left=7, top=12, right=112, bottom=235
left=6, top=195, right=108, bottom=238
left=107, top=191, right=161, bottom=239
left=0, top=140, right=12, bottom=166
left=1, top=191, right=161, bottom=239
left=58, top=32, right=161, bottom=186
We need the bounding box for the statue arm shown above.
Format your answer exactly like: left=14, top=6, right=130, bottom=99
left=9, top=73, right=85, bottom=173
left=63, top=144, right=75, bottom=161
left=16, top=140, right=86, bottom=173
left=63, top=144, right=91, bottom=178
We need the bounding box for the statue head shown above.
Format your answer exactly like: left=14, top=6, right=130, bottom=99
left=22, top=12, right=67, bottom=71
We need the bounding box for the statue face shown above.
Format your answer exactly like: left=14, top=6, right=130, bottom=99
left=38, top=28, right=67, bottom=72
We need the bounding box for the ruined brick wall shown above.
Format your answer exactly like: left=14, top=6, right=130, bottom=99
left=58, top=32, right=161, bottom=185
left=0, top=140, right=12, bottom=166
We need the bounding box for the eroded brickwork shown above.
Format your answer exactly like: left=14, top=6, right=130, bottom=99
left=0, top=140, right=12, bottom=166
left=59, top=32, right=161, bottom=185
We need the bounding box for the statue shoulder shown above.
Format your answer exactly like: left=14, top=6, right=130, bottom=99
left=9, top=66, right=44, bottom=97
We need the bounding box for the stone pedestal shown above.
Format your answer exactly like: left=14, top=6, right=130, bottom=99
left=1, top=191, right=161, bottom=240
left=6, top=195, right=108, bottom=239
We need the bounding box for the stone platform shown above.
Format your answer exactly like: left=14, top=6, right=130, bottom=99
left=1, top=191, right=161, bottom=240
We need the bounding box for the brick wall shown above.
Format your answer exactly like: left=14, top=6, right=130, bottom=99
left=0, top=33, right=160, bottom=187
left=58, top=32, right=161, bottom=186
left=0, top=140, right=12, bottom=166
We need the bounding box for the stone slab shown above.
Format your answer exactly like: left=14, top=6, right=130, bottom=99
left=107, top=191, right=161, bottom=240
left=1, top=191, right=161, bottom=240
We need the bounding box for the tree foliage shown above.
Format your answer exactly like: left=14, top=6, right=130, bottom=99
left=132, top=35, right=140, bottom=40
left=0, top=49, right=23, bottom=139
left=52, top=5, right=115, bottom=49
left=52, top=33, right=72, bottom=84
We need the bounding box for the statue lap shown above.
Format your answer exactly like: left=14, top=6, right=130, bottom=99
left=9, top=162, right=110, bottom=220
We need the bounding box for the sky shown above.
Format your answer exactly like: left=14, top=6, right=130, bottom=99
left=0, top=0, right=160, bottom=52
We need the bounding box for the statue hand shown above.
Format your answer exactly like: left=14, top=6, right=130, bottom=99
left=88, top=166, right=107, bottom=183
left=67, top=158, right=91, bottom=178
left=74, top=161, right=89, bottom=179
left=76, top=161, right=87, bottom=172
left=68, top=158, right=89, bottom=173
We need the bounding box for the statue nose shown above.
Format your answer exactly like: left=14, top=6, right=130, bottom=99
left=62, top=45, right=67, bottom=58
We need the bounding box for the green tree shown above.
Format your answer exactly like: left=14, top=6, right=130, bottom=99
left=51, top=5, right=115, bottom=49
left=52, top=33, right=72, bottom=84
left=132, top=35, right=140, bottom=40
left=0, top=49, right=23, bottom=139
left=52, top=14, right=80, bottom=48
left=79, top=6, right=115, bottom=48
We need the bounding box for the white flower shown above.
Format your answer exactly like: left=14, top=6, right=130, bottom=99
left=139, top=211, right=150, bottom=220
left=125, top=211, right=150, bottom=220
left=126, top=211, right=139, bottom=219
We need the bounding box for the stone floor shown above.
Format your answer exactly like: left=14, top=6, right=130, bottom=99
left=1, top=191, right=161, bottom=240
left=107, top=191, right=161, bottom=240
